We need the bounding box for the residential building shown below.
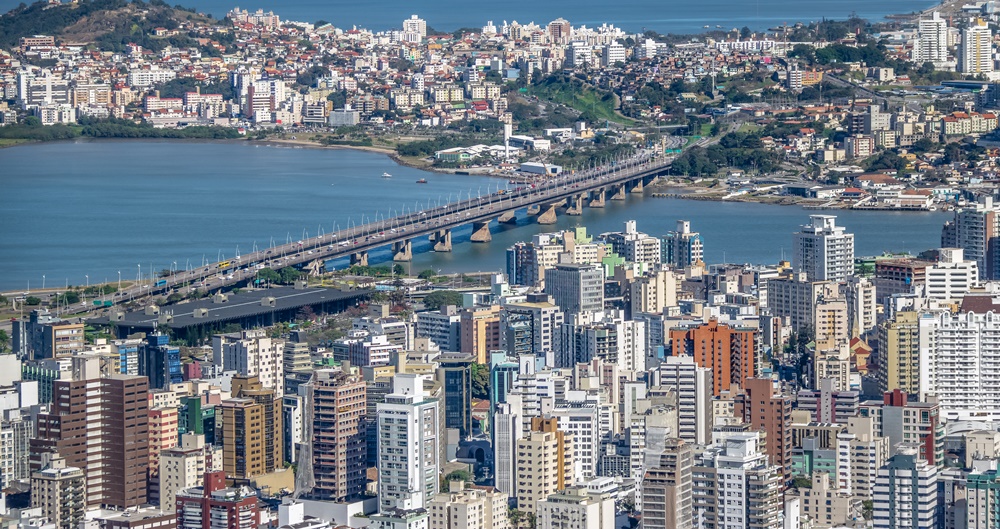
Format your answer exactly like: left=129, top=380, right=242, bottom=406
left=640, top=438, right=694, bottom=529
left=543, top=263, right=605, bottom=315
left=515, top=417, right=573, bottom=512
left=877, top=311, right=921, bottom=395
left=214, top=330, right=284, bottom=395
left=30, top=454, right=85, bottom=529
left=603, top=220, right=661, bottom=265
left=310, top=368, right=366, bottom=502
left=961, top=18, right=993, bottom=74
left=918, top=310, right=1000, bottom=420
left=458, top=306, right=501, bottom=364
left=11, top=309, right=84, bottom=360
left=792, top=215, right=855, bottom=282
left=377, top=374, right=441, bottom=511
left=501, top=294, right=564, bottom=360
left=175, top=471, right=260, bottom=529
left=653, top=357, right=712, bottom=445
left=789, top=472, right=861, bottom=528
left=735, top=378, right=793, bottom=480
left=159, top=433, right=222, bottom=513
left=416, top=306, right=461, bottom=352
left=941, top=196, right=1000, bottom=280
left=30, top=357, right=149, bottom=508
left=693, top=433, right=784, bottom=529
left=535, top=486, right=614, bottom=529
left=916, top=12, right=949, bottom=63
left=217, top=377, right=283, bottom=480
left=661, top=220, right=704, bottom=269
left=140, top=333, right=183, bottom=390
left=668, top=319, right=758, bottom=396
left=427, top=481, right=510, bottom=529
left=873, top=449, right=939, bottom=529
left=859, top=390, right=945, bottom=467
left=436, top=353, right=473, bottom=438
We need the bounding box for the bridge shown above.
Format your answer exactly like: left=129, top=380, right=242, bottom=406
left=95, top=149, right=681, bottom=309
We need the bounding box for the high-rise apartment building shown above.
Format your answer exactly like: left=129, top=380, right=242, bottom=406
left=877, top=311, right=921, bottom=395
left=546, top=18, right=571, bottom=44
left=628, top=268, right=678, bottom=316
left=792, top=215, right=855, bottom=282
left=148, top=406, right=179, bottom=504
left=654, top=357, right=712, bottom=445
left=916, top=12, right=949, bottom=63
left=218, top=377, right=283, bottom=480
left=941, top=196, right=1000, bottom=280
left=159, top=433, right=222, bottom=513
left=31, top=454, right=86, bottom=529
left=377, top=374, right=441, bottom=511
left=141, top=333, right=182, bottom=390
left=11, top=309, right=84, bottom=360
left=604, top=221, right=661, bottom=265
left=873, top=449, right=940, bottom=529
left=416, top=306, right=462, bottom=352
left=918, top=310, right=1000, bottom=420
left=966, top=467, right=1000, bottom=529
left=501, top=294, right=564, bottom=359
left=543, top=263, right=605, bottom=314
left=668, top=319, right=757, bottom=396
left=661, top=220, right=704, bottom=269
left=436, top=353, right=473, bottom=438
left=961, top=18, right=993, bottom=74
left=693, top=433, right=784, bottom=529
left=640, top=438, right=693, bottom=529
left=30, top=358, right=149, bottom=509
left=459, top=306, right=501, bottom=364
left=214, top=330, right=285, bottom=395
left=734, top=378, right=792, bottom=481
left=515, top=417, right=574, bottom=512
left=860, top=390, right=945, bottom=467
left=311, top=368, right=366, bottom=502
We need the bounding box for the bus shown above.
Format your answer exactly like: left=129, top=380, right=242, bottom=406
left=218, top=261, right=232, bottom=270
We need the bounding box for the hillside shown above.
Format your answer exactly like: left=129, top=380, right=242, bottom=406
left=0, top=0, right=214, bottom=50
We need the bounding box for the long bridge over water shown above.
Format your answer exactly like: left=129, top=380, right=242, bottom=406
left=96, top=148, right=682, bottom=308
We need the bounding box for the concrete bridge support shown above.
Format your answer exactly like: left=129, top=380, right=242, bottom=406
left=498, top=211, right=517, bottom=224
left=589, top=188, right=606, bottom=208
left=527, top=205, right=541, bottom=215
left=565, top=194, right=584, bottom=216
left=537, top=203, right=559, bottom=224
left=629, top=178, right=644, bottom=194
left=351, top=252, right=368, bottom=267
left=305, top=259, right=325, bottom=276
left=610, top=183, right=627, bottom=201
left=392, top=239, right=413, bottom=261
left=433, top=229, right=452, bottom=252
left=470, top=220, right=492, bottom=243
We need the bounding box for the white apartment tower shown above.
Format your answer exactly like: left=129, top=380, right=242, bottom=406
left=918, top=310, right=1000, bottom=421
left=873, top=449, right=939, bottom=529
left=961, top=19, right=994, bottom=74
left=916, top=12, right=950, bottom=63
left=792, top=215, right=855, bottom=282
left=214, top=330, right=285, bottom=395
left=694, top=433, right=784, bottom=529
left=377, top=374, right=440, bottom=511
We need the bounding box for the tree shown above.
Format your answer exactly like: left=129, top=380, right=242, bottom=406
left=24, top=296, right=41, bottom=306
left=393, top=264, right=405, bottom=276
left=470, top=363, right=490, bottom=400
left=423, top=290, right=463, bottom=309
left=861, top=500, right=874, bottom=520
left=279, top=267, right=301, bottom=284
left=257, top=268, right=281, bottom=285
left=0, top=330, right=8, bottom=354
left=418, top=269, right=437, bottom=279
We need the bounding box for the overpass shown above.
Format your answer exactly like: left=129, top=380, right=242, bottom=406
left=95, top=149, right=680, bottom=309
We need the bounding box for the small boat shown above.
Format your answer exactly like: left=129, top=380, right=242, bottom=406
left=716, top=25, right=722, bottom=28
left=703, top=25, right=709, bottom=28
left=381, top=172, right=392, bottom=178
left=508, top=179, right=518, bottom=184
left=416, top=178, right=428, bottom=184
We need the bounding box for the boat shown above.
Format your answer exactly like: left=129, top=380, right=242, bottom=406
left=416, top=178, right=428, bottom=184
left=508, top=179, right=519, bottom=184
left=703, top=25, right=710, bottom=28
left=716, top=25, right=722, bottom=28
left=381, top=172, right=392, bottom=178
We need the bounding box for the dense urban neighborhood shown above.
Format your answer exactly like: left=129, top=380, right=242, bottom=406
left=10, top=1, right=1000, bottom=529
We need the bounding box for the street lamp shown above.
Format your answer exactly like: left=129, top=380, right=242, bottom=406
left=42, top=275, right=45, bottom=290
left=118, top=271, right=121, bottom=292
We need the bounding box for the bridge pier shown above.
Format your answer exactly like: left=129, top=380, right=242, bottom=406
left=629, top=179, right=644, bottom=194
left=433, top=229, right=452, bottom=252
left=392, top=239, right=413, bottom=261
left=351, top=252, right=368, bottom=267
left=526, top=205, right=540, bottom=215
left=589, top=188, right=606, bottom=208
left=537, top=203, right=558, bottom=225
left=610, top=183, right=627, bottom=201
left=470, top=220, right=492, bottom=243
left=498, top=211, right=517, bottom=224
left=565, top=194, right=584, bottom=216
left=305, top=259, right=325, bottom=276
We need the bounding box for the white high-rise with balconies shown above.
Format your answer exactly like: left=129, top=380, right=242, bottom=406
left=377, top=374, right=440, bottom=511
left=916, top=12, right=949, bottom=63
left=918, top=310, right=1000, bottom=421
left=792, top=215, right=855, bottom=282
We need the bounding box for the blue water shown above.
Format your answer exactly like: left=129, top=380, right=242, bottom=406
left=2, top=0, right=939, bottom=33
left=0, top=140, right=951, bottom=291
